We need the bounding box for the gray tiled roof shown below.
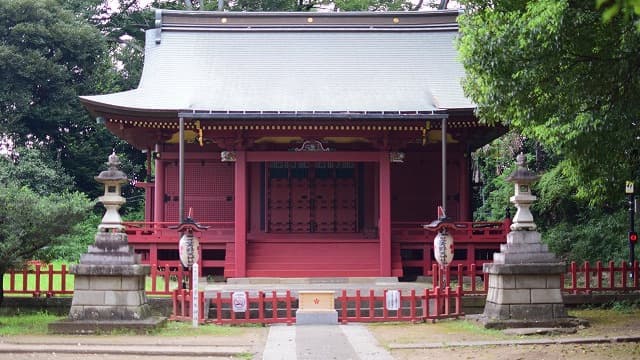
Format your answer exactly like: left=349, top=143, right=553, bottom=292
left=81, top=11, right=473, bottom=114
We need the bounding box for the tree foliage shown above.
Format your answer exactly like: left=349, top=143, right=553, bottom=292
left=0, top=184, right=91, bottom=305
left=458, top=0, right=640, bottom=207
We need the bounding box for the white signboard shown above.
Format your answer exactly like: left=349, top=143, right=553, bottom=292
left=385, top=290, right=400, bottom=311
left=192, top=263, right=199, bottom=328
left=433, top=232, right=454, bottom=267
left=179, top=234, right=200, bottom=267
left=626, top=181, right=635, bottom=195
left=232, top=292, right=247, bottom=312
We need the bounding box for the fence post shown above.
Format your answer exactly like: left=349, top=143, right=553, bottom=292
left=396, top=290, right=403, bottom=321
left=622, top=261, right=628, bottom=290
left=271, top=290, right=278, bottom=322
left=61, top=265, right=68, bottom=294
left=171, top=289, right=178, bottom=319
left=150, top=264, right=157, bottom=294
left=47, top=264, right=54, bottom=296
left=285, top=290, right=292, bottom=325
left=199, top=291, right=205, bottom=323
left=433, top=287, right=440, bottom=317
left=609, top=261, right=615, bottom=290
left=444, top=287, right=451, bottom=315
left=410, top=289, right=416, bottom=322
left=634, top=261, right=639, bottom=289
left=423, top=288, right=430, bottom=321
left=382, top=289, right=388, bottom=320
left=456, top=285, right=463, bottom=316
left=570, top=262, right=577, bottom=294
left=470, top=264, right=477, bottom=292
left=34, top=264, right=41, bottom=296
left=258, top=291, right=265, bottom=323
left=355, top=290, right=361, bottom=322
left=341, top=290, right=348, bottom=324
left=596, top=261, right=603, bottom=289
left=584, top=261, right=591, bottom=294
left=244, top=291, right=250, bottom=321
left=164, top=265, right=171, bottom=294
left=216, top=292, right=223, bottom=325
left=369, top=289, right=375, bottom=320
left=22, top=267, right=28, bottom=294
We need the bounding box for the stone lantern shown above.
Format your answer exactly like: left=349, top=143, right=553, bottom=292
left=506, top=153, right=540, bottom=231
left=476, top=153, right=583, bottom=329
left=95, top=152, right=128, bottom=232
left=50, top=153, right=164, bottom=334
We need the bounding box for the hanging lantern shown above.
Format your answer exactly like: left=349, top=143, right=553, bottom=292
left=433, top=231, right=454, bottom=267
left=178, top=232, right=200, bottom=268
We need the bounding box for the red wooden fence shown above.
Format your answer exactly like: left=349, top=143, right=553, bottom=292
left=171, top=289, right=296, bottom=325
left=4, top=261, right=640, bottom=298
left=170, top=286, right=464, bottom=324
left=337, top=287, right=464, bottom=323
left=3, top=262, right=188, bottom=297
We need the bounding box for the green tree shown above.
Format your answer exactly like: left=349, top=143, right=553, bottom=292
left=0, top=0, right=147, bottom=199
left=597, top=0, right=640, bottom=26
left=0, top=186, right=90, bottom=306
left=458, top=0, right=640, bottom=207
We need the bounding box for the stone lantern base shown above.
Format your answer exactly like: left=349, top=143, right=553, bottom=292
left=473, top=231, right=585, bottom=329
left=68, top=264, right=151, bottom=321
left=49, top=232, right=165, bottom=334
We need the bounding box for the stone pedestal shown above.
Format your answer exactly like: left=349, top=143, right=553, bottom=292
left=296, top=291, right=338, bottom=325
left=49, top=232, right=164, bottom=333
left=478, top=231, right=579, bottom=328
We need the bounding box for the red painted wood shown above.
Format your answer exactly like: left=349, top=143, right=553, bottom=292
left=379, top=152, right=392, bottom=276
left=153, top=159, right=165, bottom=224
left=164, top=161, right=234, bottom=222
left=246, top=151, right=380, bottom=162
left=234, top=151, right=247, bottom=277
left=246, top=241, right=379, bottom=277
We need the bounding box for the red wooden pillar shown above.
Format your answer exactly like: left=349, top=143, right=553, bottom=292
left=234, top=151, right=247, bottom=277
left=153, top=154, right=165, bottom=225
left=379, top=152, right=391, bottom=276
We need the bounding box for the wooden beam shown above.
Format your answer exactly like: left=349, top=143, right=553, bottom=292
left=246, top=151, right=380, bottom=162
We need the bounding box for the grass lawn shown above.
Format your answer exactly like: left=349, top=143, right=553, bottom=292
left=0, top=312, right=247, bottom=336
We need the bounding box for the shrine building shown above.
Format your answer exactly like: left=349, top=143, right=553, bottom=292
left=80, top=9, right=507, bottom=280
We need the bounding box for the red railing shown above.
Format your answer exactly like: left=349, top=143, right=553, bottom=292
left=170, top=287, right=463, bottom=324
left=5, top=261, right=640, bottom=298
left=123, top=221, right=234, bottom=243
left=428, top=264, right=489, bottom=294
left=3, top=263, right=188, bottom=297
left=337, top=287, right=464, bottom=323
left=562, top=261, right=640, bottom=294
left=172, top=289, right=297, bottom=325
left=391, top=221, right=509, bottom=243
left=5, top=262, right=73, bottom=297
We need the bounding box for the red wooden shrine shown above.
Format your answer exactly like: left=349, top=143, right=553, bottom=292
left=80, top=10, right=507, bottom=280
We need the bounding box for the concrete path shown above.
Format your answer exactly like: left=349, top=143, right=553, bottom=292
left=262, top=324, right=393, bottom=360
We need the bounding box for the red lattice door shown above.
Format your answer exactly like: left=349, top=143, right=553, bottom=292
left=266, top=162, right=357, bottom=233
left=164, top=161, right=234, bottom=222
